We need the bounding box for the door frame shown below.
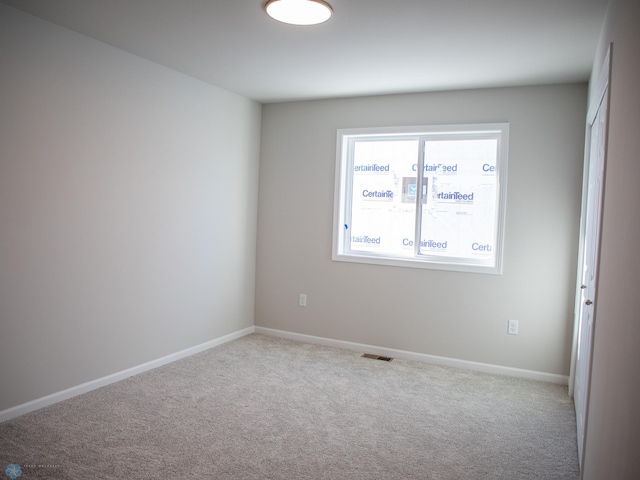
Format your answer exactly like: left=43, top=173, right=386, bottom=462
left=568, top=43, right=611, bottom=472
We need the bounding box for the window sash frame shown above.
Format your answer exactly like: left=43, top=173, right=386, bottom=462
left=332, top=123, right=509, bottom=274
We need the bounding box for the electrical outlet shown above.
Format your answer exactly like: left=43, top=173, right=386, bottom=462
left=508, top=319, right=518, bottom=335
left=299, top=294, right=307, bottom=307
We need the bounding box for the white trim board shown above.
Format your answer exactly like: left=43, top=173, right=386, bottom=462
left=255, top=326, right=569, bottom=385
left=0, top=326, right=255, bottom=423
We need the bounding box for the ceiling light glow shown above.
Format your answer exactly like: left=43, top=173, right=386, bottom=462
left=265, top=0, right=333, bottom=26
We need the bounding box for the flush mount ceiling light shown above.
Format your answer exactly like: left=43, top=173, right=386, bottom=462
left=265, top=0, right=333, bottom=26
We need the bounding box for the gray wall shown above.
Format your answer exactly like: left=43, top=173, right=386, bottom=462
left=256, top=84, right=586, bottom=376
left=583, top=0, right=640, bottom=477
left=0, top=5, right=261, bottom=411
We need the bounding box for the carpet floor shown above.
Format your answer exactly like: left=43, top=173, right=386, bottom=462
left=0, top=333, right=579, bottom=479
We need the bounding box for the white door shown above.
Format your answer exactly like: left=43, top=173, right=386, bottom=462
left=573, top=46, right=610, bottom=470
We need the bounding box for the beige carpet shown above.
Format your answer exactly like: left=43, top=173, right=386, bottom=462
left=0, top=334, right=579, bottom=479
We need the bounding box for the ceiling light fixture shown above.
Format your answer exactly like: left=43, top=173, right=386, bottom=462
left=265, top=0, right=333, bottom=26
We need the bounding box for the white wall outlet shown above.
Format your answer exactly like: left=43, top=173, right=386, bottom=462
left=299, top=294, right=307, bottom=307
left=508, top=319, right=518, bottom=335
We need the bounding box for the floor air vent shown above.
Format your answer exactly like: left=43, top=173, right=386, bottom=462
left=361, top=353, right=393, bottom=362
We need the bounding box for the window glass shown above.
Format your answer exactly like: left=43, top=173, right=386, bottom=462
left=350, top=139, right=417, bottom=257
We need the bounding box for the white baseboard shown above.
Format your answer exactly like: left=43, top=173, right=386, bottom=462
left=254, top=326, right=569, bottom=385
left=1, top=325, right=568, bottom=424
left=0, top=326, right=255, bottom=423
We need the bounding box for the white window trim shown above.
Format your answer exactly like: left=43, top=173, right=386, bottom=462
left=332, top=123, right=509, bottom=274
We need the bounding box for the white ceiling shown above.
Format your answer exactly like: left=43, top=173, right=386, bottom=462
left=1, top=0, right=608, bottom=103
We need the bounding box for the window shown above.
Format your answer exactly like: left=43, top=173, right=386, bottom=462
left=332, top=123, right=509, bottom=274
